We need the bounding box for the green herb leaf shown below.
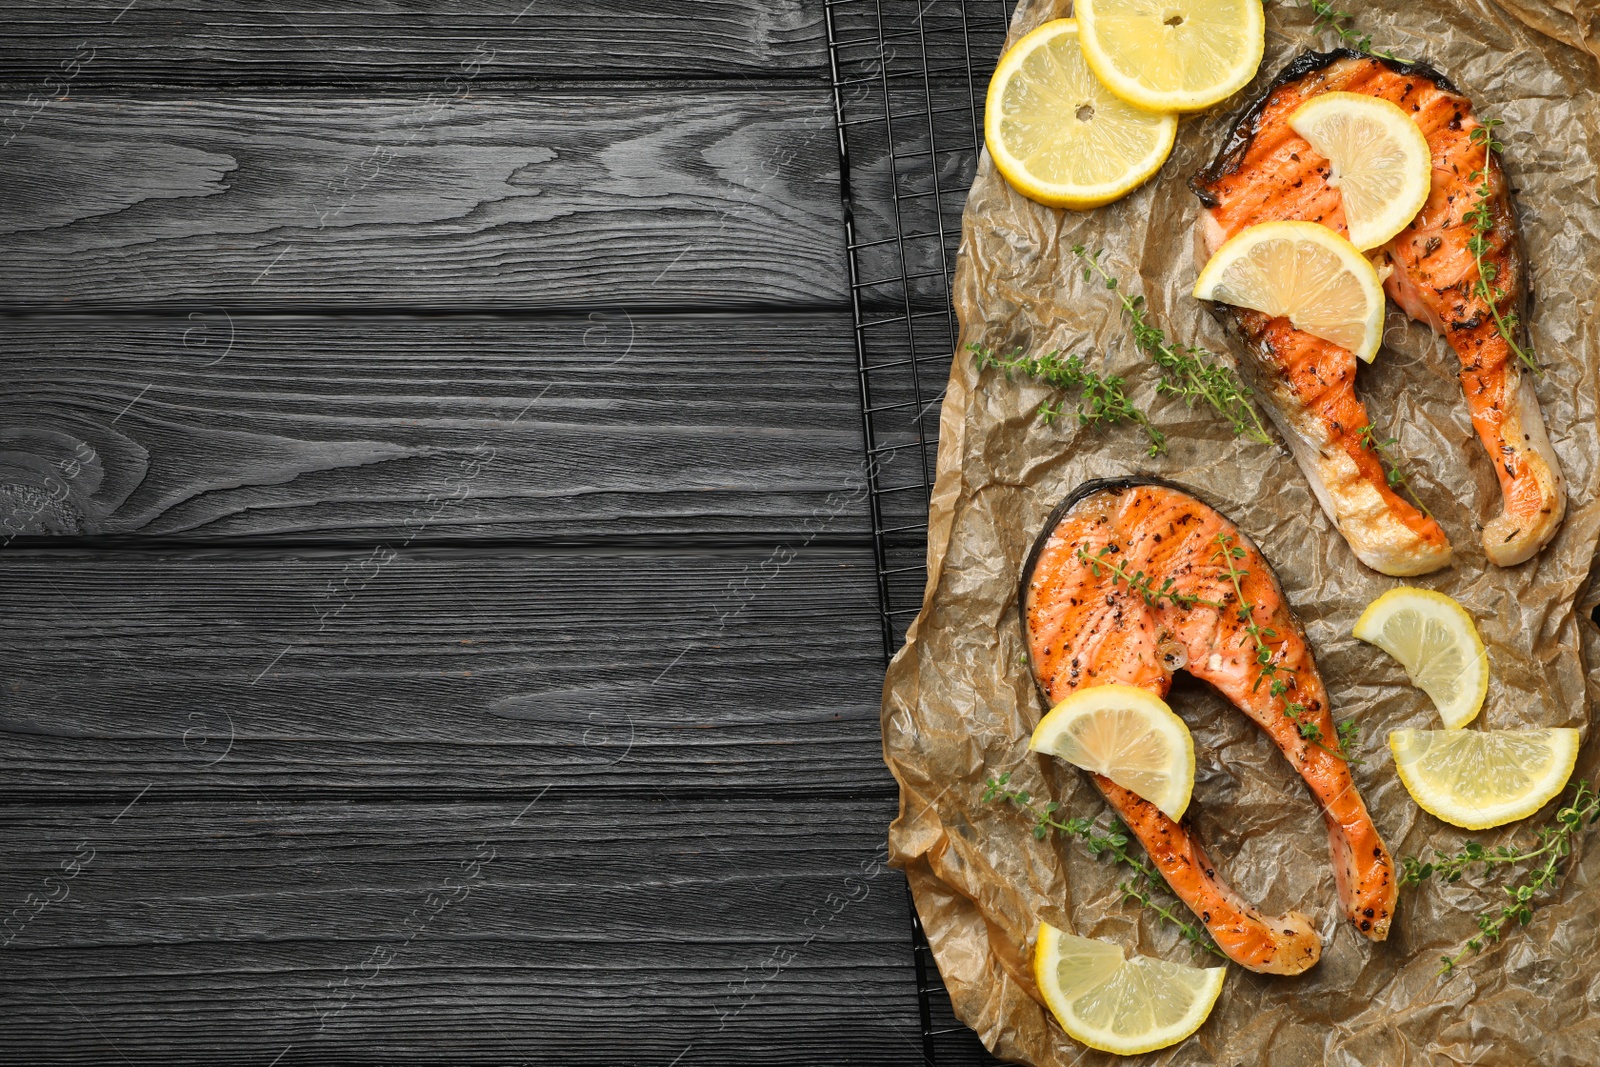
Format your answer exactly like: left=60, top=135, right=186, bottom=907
left=1402, top=780, right=1599, bottom=974
left=1210, top=532, right=1359, bottom=764
left=1302, top=0, right=1404, bottom=61
left=969, top=342, right=1168, bottom=456
left=1072, top=545, right=1225, bottom=611
left=1356, top=423, right=1434, bottom=519
left=1463, top=121, right=1540, bottom=376
left=981, top=777, right=1225, bottom=959
left=1071, top=248, right=1275, bottom=447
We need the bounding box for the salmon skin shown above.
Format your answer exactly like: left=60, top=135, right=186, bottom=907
left=1021, top=478, right=1397, bottom=974
left=1193, top=50, right=1564, bottom=569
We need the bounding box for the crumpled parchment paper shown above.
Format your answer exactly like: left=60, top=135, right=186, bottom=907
left=880, top=1, right=1600, bottom=1063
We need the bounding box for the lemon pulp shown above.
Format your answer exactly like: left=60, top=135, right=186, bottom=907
left=1194, top=220, right=1386, bottom=362
left=1033, top=923, right=1226, bottom=1055
left=1389, top=728, right=1579, bottom=829
left=1076, top=0, right=1265, bottom=112
left=1353, top=587, right=1488, bottom=729
left=1288, top=92, right=1433, bottom=251
left=1029, top=683, right=1195, bottom=820
left=986, top=19, right=1178, bottom=210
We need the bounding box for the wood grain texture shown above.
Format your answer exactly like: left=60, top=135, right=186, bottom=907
left=0, top=798, right=921, bottom=1065
left=0, top=547, right=896, bottom=798
left=0, top=1, right=826, bottom=88
left=0, top=312, right=874, bottom=540
left=0, top=91, right=843, bottom=309
left=0, top=1, right=986, bottom=1058
left=842, top=85, right=986, bottom=309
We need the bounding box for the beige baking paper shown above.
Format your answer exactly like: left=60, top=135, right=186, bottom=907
left=880, top=1, right=1600, bottom=1063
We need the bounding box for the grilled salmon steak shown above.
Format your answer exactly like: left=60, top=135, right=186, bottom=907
left=1193, top=50, right=1564, bottom=569
left=1021, top=479, right=1398, bottom=974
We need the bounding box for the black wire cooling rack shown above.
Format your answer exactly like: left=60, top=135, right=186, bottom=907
left=824, top=1, right=1014, bottom=1062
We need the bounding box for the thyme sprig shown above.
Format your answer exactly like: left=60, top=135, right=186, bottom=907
left=1116, top=879, right=1220, bottom=951
left=1213, top=532, right=1360, bottom=764
left=1212, top=533, right=1295, bottom=695
left=983, top=774, right=1157, bottom=874
left=1356, top=423, right=1434, bottom=520
left=970, top=343, right=1167, bottom=456
left=1075, top=544, right=1225, bottom=611
left=1066, top=529, right=1360, bottom=764
left=1401, top=781, right=1600, bottom=975
left=1072, top=246, right=1275, bottom=447
left=1335, top=719, right=1362, bottom=763
left=1277, top=704, right=1362, bottom=766
left=1464, top=120, right=1540, bottom=376
left=1301, top=0, right=1403, bottom=61
left=983, top=773, right=1224, bottom=958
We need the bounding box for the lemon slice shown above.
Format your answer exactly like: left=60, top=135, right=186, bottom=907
left=1353, top=587, right=1488, bottom=729
left=985, top=19, right=1178, bottom=210
left=1389, top=728, right=1579, bottom=829
left=1075, top=0, right=1264, bottom=113
left=1193, top=220, right=1386, bottom=362
left=1288, top=92, right=1433, bottom=251
left=1028, top=683, right=1195, bottom=820
left=1033, top=923, right=1225, bottom=1055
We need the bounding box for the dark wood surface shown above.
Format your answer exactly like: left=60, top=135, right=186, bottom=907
left=0, top=3, right=968, bottom=1062
left=0, top=92, right=845, bottom=309
left=1, top=548, right=889, bottom=796
left=1, top=313, right=870, bottom=539
left=0, top=1, right=829, bottom=86
left=2, top=799, right=918, bottom=1064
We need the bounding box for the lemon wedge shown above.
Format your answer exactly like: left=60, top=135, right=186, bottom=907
left=1288, top=92, right=1433, bottom=251
left=1033, top=923, right=1225, bottom=1055
left=1389, top=728, right=1579, bottom=829
left=1028, top=683, right=1194, bottom=820
left=1075, top=0, right=1264, bottom=113
left=985, top=19, right=1178, bottom=210
left=1193, top=220, right=1386, bottom=362
left=1353, top=587, right=1488, bottom=729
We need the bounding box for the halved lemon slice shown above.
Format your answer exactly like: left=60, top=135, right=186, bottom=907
left=1389, top=728, right=1579, bottom=829
left=1075, top=0, right=1264, bottom=113
left=985, top=19, right=1178, bottom=210
left=1288, top=92, right=1433, bottom=251
left=1353, top=587, right=1488, bottom=729
left=1033, top=923, right=1225, bottom=1055
left=1193, top=220, right=1386, bottom=362
left=1028, top=683, right=1194, bottom=820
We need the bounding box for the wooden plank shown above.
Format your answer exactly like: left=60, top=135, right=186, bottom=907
left=0, top=1, right=827, bottom=88
left=0, top=547, right=896, bottom=798
left=0, top=312, right=874, bottom=540
left=0, top=798, right=902, bottom=946
left=0, top=798, right=921, bottom=1064
left=0, top=91, right=844, bottom=309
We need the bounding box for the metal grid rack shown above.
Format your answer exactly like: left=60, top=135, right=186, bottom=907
left=824, top=1, right=1014, bottom=1062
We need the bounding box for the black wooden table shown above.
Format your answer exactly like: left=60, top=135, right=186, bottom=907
left=1, top=2, right=1008, bottom=1063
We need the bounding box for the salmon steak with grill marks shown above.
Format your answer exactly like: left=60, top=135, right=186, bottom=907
left=1192, top=49, right=1564, bottom=570
left=1022, top=479, right=1397, bottom=975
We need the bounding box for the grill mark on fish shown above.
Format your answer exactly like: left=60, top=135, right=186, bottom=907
left=1020, top=480, right=1398, bottom=974
left=1192, top=49, right=1565, bottom=568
